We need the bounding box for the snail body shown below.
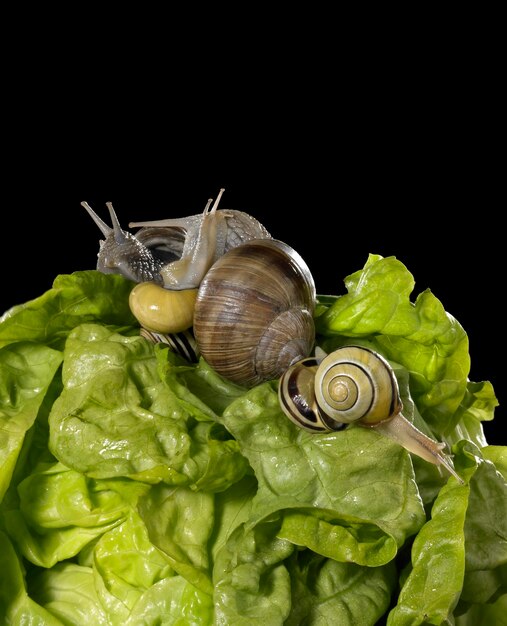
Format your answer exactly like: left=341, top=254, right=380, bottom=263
left=82, top=189, right=271, bottom=288
left=279, top=345, right=463, bottom=482
left=81, top=201, right=171, bottom=284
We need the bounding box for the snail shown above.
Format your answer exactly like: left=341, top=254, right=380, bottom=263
left=81, top=200, right=184, bottom=284
left=84, top=191, right=316, bottom=383
left=83, top=189, right=272, bottom=335
left=193, top=238, right=317, bottom=387
left=82, top=189, right=271, bottom=288
left=279, top=345, right=463, bottom=482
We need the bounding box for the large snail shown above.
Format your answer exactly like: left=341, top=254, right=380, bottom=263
left=279, top=345, right=463, bottom=482
left=84, top=190, right=316, bottom=385
left=194, top=238, right=316, bottom=387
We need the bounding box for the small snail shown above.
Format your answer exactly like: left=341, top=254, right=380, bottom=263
left=193, top=238, right=317, bottom=387
left=279, top=345, right=463, bottom=482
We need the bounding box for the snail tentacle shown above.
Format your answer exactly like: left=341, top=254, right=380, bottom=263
left=159, top=189, right=226, bottom=289
left=105, top=202, right=127, bottom=244
left=82, top=201, right=166, bottom=283
left=372, top=413, right=464, bottom=483
left=81, top=201, right=112, bottom=238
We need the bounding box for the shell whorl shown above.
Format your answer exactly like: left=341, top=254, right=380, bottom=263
left=278, top=346, right=403, bottom=432
left=193, top=239, right=316, bottom=388
left=314, top=346, right=402, bottom=425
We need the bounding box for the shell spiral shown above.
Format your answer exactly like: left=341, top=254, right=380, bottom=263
left=193, top=239, right=316, bottom=387
left=279, top=345, right=403, bottom=432
left=315, top=346, right=402, bottom=426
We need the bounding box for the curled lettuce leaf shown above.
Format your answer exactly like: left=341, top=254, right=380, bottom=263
left=49, top=324, right=248, bottom=489
left=316, top=254, right=494, bottom=435
left=213, top=518, right=294, bottom=625
left=387, top=441, right=507, bottom=625
left=138, top=484, right=215, bottom=595
left=0, top=530, right=65, bottom=625
left=3, top=461, right=149, bottom=567
left=219, top=383, right=426, bottom=566
left=0, top=270, right=138, bottom=351
left=286, top=551, right=396, bottom=625
left=0, top=341, right=62, bottom=502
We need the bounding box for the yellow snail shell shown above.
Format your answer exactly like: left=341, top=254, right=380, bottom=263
left=279, top=346, right=401, bottom=432
left=193, top=238, right=316, bottom=388
left=128, top=282, right=198, bottom=334
left=279, top=345, right=463, bottom=482
left=314, top=346, right=403, bottom=426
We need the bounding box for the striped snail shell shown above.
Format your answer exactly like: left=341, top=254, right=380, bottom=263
left=279, top=346, right=401, bottom=432
left=279, top=345, right=463, bottom=482
left=193, top=238, right=316, bottom=388
left=315, top=346, right=402, bottom=427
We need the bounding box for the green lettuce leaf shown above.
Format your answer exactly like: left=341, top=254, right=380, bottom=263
left=316, top=255, right=477, bottom=434
left=219, top=382, right=426, bottom=566
left=454, top=594, right=507, bottom=625
left=213, top=517, right=294, bottom=625
left=32, top=560, right=213, bottom=626
left=0, top=270, right=137, bottom=351
left=285, top=551, right=396, bottom=626
left=30, top=562, right=111, bottom=625
left=93, top=510, right=212, bottom=625
left=0, top=341, right=62, bottom=502
left=49, top=324, right=247, bottom=489
left=157, top=348, right=247, bottom=417
left=483, top=446, right=507, bottom=481
left=0, top=530, right=65, bottom=625
left=458, top=446, right=507, bottom=609
left=0, top=254, right=503, bottom=624
left=93, top=511, right=174, bottom=619
left=138, top=483, right=215, bottom=595
left=387, top=441, right=507, bottom=625
left=3, top=461, right=150, bottom=567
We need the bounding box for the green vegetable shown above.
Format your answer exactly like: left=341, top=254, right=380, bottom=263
left=0, top=260, right=504, bottom=625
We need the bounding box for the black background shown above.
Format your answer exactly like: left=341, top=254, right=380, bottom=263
left=2, top=28, right=503, bottom=446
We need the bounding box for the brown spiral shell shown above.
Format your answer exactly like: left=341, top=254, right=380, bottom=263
left=193, top=239, right=316, bottom=387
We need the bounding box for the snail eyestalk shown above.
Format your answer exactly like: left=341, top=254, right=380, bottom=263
left=370, top=412, right=464, bottom=483
left=159, top=188, right=225, bottom=289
